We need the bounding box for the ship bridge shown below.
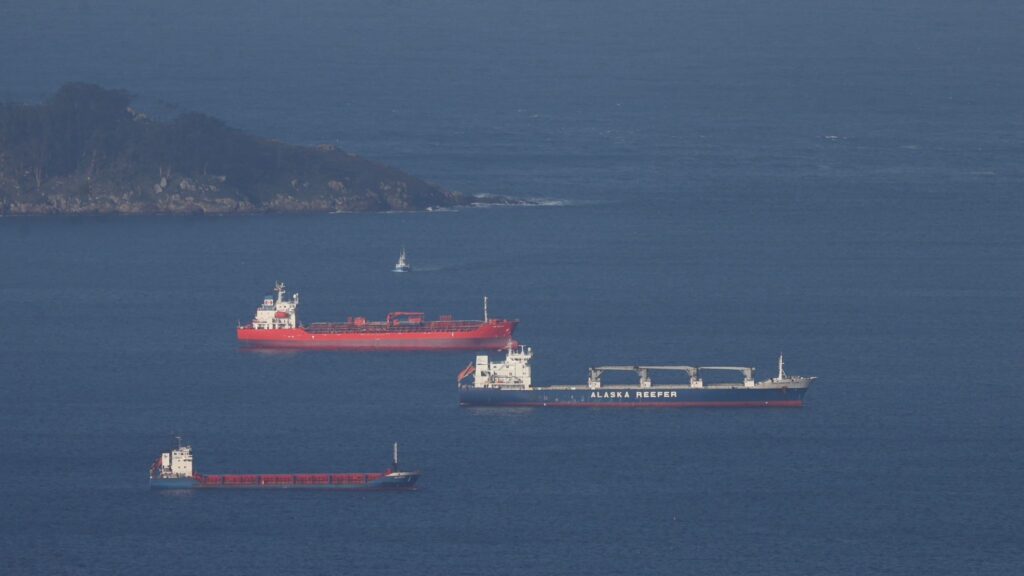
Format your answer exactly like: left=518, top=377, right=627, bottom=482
left=587, top=364, right=756, bottom=388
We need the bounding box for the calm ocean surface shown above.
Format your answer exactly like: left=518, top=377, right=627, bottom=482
left=1, top=1, right=1022, bottom=574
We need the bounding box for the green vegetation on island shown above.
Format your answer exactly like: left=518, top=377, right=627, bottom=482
left=0, top=83, right=495, bottom=214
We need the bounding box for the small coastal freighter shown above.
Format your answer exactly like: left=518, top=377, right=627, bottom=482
left=393, top=248, right=411, bottom=272
left=149, top=440, right=419, bottom=490
left=457, top=345, right=815, bottom=407
left=237, top=283, right=517, bottom=350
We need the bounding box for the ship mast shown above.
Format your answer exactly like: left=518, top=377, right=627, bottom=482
left=778, top=354, right=786, bottom=380
left=393, top=442, right=400, bottom=472
left=484, top=296, right=489, bottom=322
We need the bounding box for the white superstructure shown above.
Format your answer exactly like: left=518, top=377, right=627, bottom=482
left=248, top=282, right=299, bottom=330
left=155, top=440, right=194, bottom=479
left=471, top=345, right=533, bottom=389
left=459, top=346, right=813, bottom=391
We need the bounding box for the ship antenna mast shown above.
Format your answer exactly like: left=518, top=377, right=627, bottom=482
left=484, top=296, right=489, bottom=322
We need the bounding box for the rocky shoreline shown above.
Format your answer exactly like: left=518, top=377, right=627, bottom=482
left=0, top=190, right=533, bottom=215
left=0, top=84, right=522, bottom=216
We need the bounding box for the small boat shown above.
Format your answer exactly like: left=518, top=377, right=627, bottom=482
left=394, top=248, right=411, bottom=272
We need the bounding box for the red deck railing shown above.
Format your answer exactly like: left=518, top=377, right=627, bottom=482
left=194, top=472, right=384, bottom=486
left=303, top=320, right=502, bottom=335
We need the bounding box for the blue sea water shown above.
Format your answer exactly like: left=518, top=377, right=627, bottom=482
left=1, top=1, right=1023, bottom=574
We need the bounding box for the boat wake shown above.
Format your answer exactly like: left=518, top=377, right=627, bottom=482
left=328, top=195, right=574, bottom=215
left=468, top=194, right=572, bottom=208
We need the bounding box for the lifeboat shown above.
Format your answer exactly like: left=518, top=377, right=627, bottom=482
left=274, top=311, right=290, bottom=319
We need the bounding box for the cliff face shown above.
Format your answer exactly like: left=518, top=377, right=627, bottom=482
left=0, top=83, right=465, bottom=214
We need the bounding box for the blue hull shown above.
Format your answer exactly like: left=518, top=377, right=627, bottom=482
left=149, top=473, right=419, bottom=490
left=149, top=477, right=198, bottom=489
left=459, top=386, right=807, bottom=407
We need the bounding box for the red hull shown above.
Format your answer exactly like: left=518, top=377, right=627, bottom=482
left=237, top=319, right=517, bottom=350
left=460, top=401, right=804, bottom=408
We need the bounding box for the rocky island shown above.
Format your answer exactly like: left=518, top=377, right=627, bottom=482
left=0, top=83, right=509, bottom=214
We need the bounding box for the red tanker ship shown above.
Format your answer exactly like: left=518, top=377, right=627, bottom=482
left=237, top=282, right=517, bottom=350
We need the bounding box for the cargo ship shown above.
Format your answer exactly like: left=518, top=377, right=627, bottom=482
left=237, top=282, right=517, bottom=350
left=149, top=440, right=419, bottom=490
left=457, top=345, right=814, bottom=407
